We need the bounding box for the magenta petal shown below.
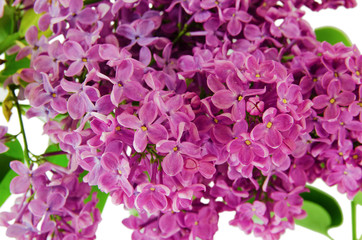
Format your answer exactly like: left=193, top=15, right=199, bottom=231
left=274, top=200, right=288, bottom=218
left=147, top=124, right=168, bottom=144
left=119, top=176, right=133, bottom=197
left=156, top=140, right=177, bottom=153
left=273, top=114, right=294, bottom=131
left=101, top=152, right=119, bottom=171
left=265, top=128, right=282, bottom=148
left=162, top=151, right=183, bottom=176
left=6, top=224, right=29, bottom=238
left=312, top=95, right=329, bottom=109
left=25, top=26, right=38, bottom=46
left=99, top=44, right=120, bottom=60
left=244, top=24, right=261, bottom=41
left=324, top=104, right=339, bottom=119
left=250, top=123, right=266, bottom=140
left=227, top=18, right=242, bottom=36
left=116, top=24, right=136, bottom=40
left=10, top=161, right=28, bottom=175
left=116, top=59, right=134, bottom=81
left=336, top=92, right=355, bottom=106
left=63, top=41, right=84, bottom=60
left=139, top=102, right=157, bottom=125
left=29, top=199, right=47, bottom=216
left=134, top=129, right=147, bottom=152
left=47, top=192, right=65, bottom=210
left=67, top=94, right=86, bottom=119
left=65, top=60, right=85, bottom=76
left=117, top=113, right=141, bottom=129
left=327, top=80, right=340, bottom=96
left=10, top=176, right=30, bottom=194
left=77, top=8, right=98, bottom=25
left=180, top=142, right=201, bottom=157
left=211, top=90, right=235, bottom=109
left=199, top=162, right=216, bottom=179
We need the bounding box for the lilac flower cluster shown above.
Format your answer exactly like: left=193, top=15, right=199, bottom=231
left=1, top=0, right=361, bottom=239
left=0, top=161, right=101, bottom=240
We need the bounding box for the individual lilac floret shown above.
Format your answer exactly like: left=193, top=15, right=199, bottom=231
left=117, top=101, right=168, bottom=152
left=135, top=183, right=171, bottom=214
left=251, top=107, right=294, bottom=148
left=313, top=79, right=355, bottom=120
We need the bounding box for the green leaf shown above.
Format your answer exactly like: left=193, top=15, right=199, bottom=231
left=0, top=138, right=24, bottom=207
left=353, top=191, right=362, bottom=206
left=44, top=144, right=69, bottom=168
left=0, top=6, right=15, bottom=43
left=19, top=9, right=42, bottom=36
left=0, top=32, right=20, bottom=54
left=295, top=186, right=343, bottom=239
left=0, top=138, right=24, bottom=182
left=315, top=26, right=352, bottom=47
left=0, top=169, right=18, bottom=207
left=1, top=53, right=31, bottom=76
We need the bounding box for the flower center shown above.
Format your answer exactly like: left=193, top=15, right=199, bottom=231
left=255, top=73, right=261, bottom=78
left=340, top=122, right=344, bottom=126
left=334, top=72, right=338, bottom=78
left=356, top=70, right=360, bottom=76
left=282, top=98, right=287, bottom=104
left=358, top=102, right=362, bottom=107
left=173, top=146, right=178, bottom=152
left=51, top=93, right=56, bottom=98
left=329, top=98, right=336, bottom=104
left=150, top=187, right=155, bottom=191
left=238, top=95, right=243, bottom=101
left=82, top=58, right=87, bottom=62
left=213, top=118, right=218, bottom=123
left=141, top=126, right=147, bottom=131
left=266, top=122, right=273, bottom=128
left=118, top=83, right=122, bottom=87
left=118, top=170, right=122, bottom=175
left=353, top=154, right=358, bottom=159
left=313, top=78, right=318, bottom=82
left=245, top=140, right=251, bottom=146
left=115, top=126, right=121, bottom=131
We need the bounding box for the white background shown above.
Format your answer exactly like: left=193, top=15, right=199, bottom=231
left=1, top=3, right=362, bottom=240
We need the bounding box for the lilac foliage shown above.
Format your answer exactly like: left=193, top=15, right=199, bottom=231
left=1, top=0, right=361, bottom=239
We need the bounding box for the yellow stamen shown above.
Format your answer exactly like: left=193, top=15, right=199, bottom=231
left=358, top=102, right=362, bottom=107
left=338, top=152, right=343, bottom=156
left=150, top=187, right=155, bottom=191
left=356, top=70, right=360, bottom=76
left=173, top=147, right=178, bottom=152
left=340, top=122, right=344, bottom=126
left=213, top=118, right=219, bottom=124
left=334, top=72, right=338, bottom=78
left=194, top=221, right=199, bottom=225
left=115, top=126, right=121, bottom=131
left=238, top=96, right=243, bottom=101
left=266, top=122, right=273, bottom=128
left=51, top=93, right=56, bottom=98
left=118, top=83, right=122, bottom=87
left=353, top=154, right=358, bottom=159
left=282, top=98, right=287, bottom=104
left=329, top=98, right=336, bottom=104
left=82, top=58, right=87, bottom=62
left=141, top=126, right=147, bottom=131
left=255, top=73, right=261, bottom=78
left=245, top=140, right=251, bottom=146
left=118, top=170, right=122, bottom=175
left=313, top=78, right=318, bottom=82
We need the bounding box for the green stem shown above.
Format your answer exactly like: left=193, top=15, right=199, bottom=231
left=172, top=24, right=188, bottom=44
left=352, top=201, right=357, bottom=240
left=10, top=87, right=31, bottom=165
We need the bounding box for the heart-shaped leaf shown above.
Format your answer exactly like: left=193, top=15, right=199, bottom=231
left=315, top=26, right=352, bottom=47
left=295, top=185, right=343, bottom=239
